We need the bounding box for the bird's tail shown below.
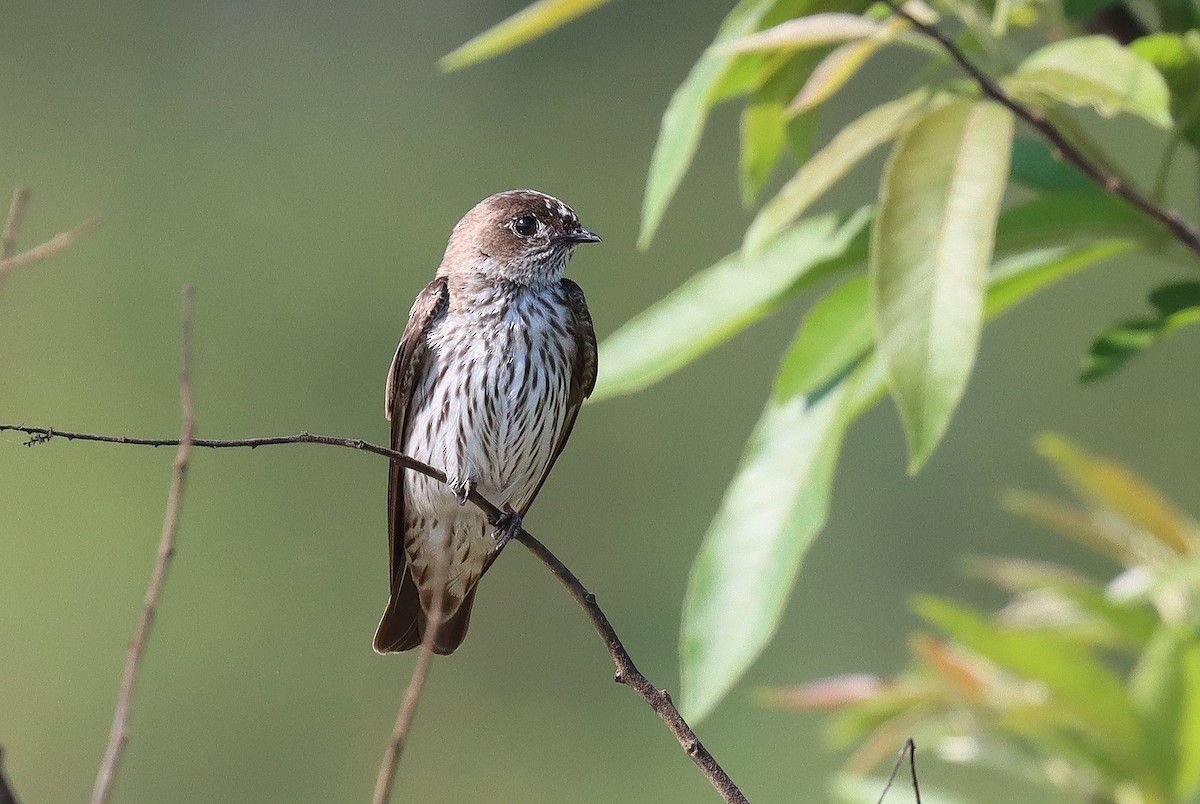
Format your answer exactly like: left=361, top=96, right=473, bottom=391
left=372, top=567, right=479, bottom=656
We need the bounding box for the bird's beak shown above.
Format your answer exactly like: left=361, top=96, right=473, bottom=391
left=559, top=227, right=602, bottom=245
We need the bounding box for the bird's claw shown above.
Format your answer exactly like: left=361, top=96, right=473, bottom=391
left=449, top=477, right=475, bottom=506
left=492, top=508, right=522, bottom=554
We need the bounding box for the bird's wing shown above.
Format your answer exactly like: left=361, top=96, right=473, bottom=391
left=517, top=278, right=597, bottom=517
left=385, top=276, right=449, bottom=590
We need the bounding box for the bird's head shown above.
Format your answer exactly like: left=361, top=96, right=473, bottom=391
left=439, top=189, right=601, bottom=286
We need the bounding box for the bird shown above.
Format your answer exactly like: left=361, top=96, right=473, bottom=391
left=373, top=189, right=600, bottom=655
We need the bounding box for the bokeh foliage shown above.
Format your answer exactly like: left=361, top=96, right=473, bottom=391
left=454, top=0, right=1200, bottom=735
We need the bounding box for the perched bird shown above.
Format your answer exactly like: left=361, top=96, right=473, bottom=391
left=374, top=190, right=600, bottom=655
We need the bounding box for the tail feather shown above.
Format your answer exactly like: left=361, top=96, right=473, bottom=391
left=373, top=568, right=478, bottom=656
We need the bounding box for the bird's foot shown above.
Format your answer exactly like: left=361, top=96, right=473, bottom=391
left=448, top=477, right=476, bottom=506
left=491, top=507, right=523, bottom=554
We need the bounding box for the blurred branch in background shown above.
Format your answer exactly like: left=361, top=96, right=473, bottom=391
left=91, top=287, right=195, bottom=804
left=0, top=423, right=748, bottom=803
left=0, top=186, right=101, bottom=287
left=372, top=541, right=448, bottom=804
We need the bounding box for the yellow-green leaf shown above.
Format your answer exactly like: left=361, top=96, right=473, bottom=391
left=639, top=0, right=779, bottom=248
left=1006, top=36, right=1173, bottom=128
left=440, top=0, right=614, bottom=71
left=593, top=209, right=870, bottom=401
left=872, top=99, right=1014, bottom=472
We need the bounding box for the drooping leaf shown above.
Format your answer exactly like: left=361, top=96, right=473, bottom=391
left=680, top=366, right=864, bottom=722
left=740, top=53, right=821, bottom=205
left=593, top=209, right=870, bottom=401
left=1006, top=36, right=1173, bottom=128
left=775, top=274, right=871, bottom=399
left=1129, top=625, right=1199, bottom=795
left=1035, top=433, right=1200, bottom=555
left=745, top=89, right=944, bottom=252
left=723, top=12, right=885, bottom=53
left=638, top=0, right=779, bottom=249
left=1009, top=137, right=1097, bottom=194
left=1131, top=32, right=1200, bottom=148
left=872, top=99, right=1014, bottom=472
left=1081, top=283, right=1200, bottom=382
left=914, top=596, right=1142, bottom=757
left=439, top=0, right=614, bottom=71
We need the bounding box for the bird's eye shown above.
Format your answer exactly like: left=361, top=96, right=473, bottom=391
left=511, top=215, right=539, bottom=238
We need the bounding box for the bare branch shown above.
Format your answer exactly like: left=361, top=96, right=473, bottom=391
left=2, top=187, right=32, bottom=261
left=882, top=0, right=1200, bottom=259
left=876, top=738, right=920, bottom=803
left=90, top=287, right=195, bottom=804
left=372, top=537, right=448, bottom=804
left=1, top=423, right=747, bottom=803
left=0, top=216, right=102, bottom=278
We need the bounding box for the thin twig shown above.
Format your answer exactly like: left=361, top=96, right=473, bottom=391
left=90, top=287, right=195, bottom=804
left=371, top=537, right=448, bottom=804
left=0, top=216, right=102, bottom=278
left=875, top=738, right=920, bottom=804
left=0, top=423, right=747, bottom=803
left=2, top=188, right=31, bottom=260
left=881, top=0, right=1200, bottom=259
left=0, top=187, right=32, bottom=300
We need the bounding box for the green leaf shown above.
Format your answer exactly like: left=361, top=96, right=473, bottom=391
left=1009, top=137, right=1096, bottom=194
left=985, top=240, right=1139, bottom=318
left=723, top=12, right=885, bottom=53
left=638, top=0, right=778, bottom=249
left=775, top=274, right=871, bottom=399
left=680, top=366, right=863, bottom=723
left=1081, top=282, right=1200, bottom=382
left=745, top=89, right=944, bottom=253
left=1131, top=32, right=1200, bottom=150
left=1177, top=645, right=1200, bottom=797
left=871, top=99, right=1014, bottom=472
left=593, top=209, right=870, bottom=401
left=991, top=193, right=1154, bottom=256
left=1006, top=36, right=1173, bottom=128
left=788, top=36, right=885, bottom=113
left=1129, top=625, right=1198, bottom=795
left=740, top=54, right=821, bottom=206
left=914, top=596, right=1143, bottom=756
left=439, top=0, right=614, bottom=71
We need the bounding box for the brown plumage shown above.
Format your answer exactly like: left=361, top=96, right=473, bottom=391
left=373, top=190, right=600, bottom=655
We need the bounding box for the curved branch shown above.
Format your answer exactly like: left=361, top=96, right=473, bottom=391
left=883, top=0, right=1200, bottom=259
left=0, top=423, right=748, bottom=803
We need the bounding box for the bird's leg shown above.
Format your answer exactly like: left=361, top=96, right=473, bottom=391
left=448, top=476, right=476, bottom=506
left=491, top=506, right=523, bottom=554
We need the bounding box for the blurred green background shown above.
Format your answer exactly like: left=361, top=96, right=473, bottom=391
left=2, top=1, right=1198, bottom=801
